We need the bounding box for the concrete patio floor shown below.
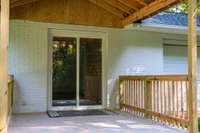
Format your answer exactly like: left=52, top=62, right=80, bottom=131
left=8, top=112, right=188, bottom=133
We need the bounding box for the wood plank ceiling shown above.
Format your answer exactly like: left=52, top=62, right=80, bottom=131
left=10, top=0, right=180, bottom=27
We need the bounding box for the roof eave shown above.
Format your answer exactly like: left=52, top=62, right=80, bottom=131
left=125, top=23, right=200, bottom=35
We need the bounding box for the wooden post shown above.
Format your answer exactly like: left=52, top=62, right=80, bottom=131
left=188, top=0, right=198, bottom=133
left=119, top=78, right=124, bottom=110
left=144, top=80, right=152, bottom=118
left=0, top=0, right=10, bottom=132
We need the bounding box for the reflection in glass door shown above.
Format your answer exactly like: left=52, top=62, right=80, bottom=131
left=79, top=38, right=102, bottom=105
left=51, top=34, right=103, bottom=109
left=52, top=37, right=77, bottom=106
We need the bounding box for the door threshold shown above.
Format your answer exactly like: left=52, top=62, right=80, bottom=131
left=48, top=105, right=104, bottom=112
left=47, top=109, right=109, bottom=118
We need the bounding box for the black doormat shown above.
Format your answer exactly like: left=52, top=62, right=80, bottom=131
left=47, top=110, right=110, bottom=118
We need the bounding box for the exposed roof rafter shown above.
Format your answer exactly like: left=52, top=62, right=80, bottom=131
left=117, top=0, right=139, bottom=11
left=133, top=0, right=148, bottom=6
left=9, top=0, right=181, bottom=28
left=88, top=0, right=125, bottom=18
left=122, top=0, right=180, bottom=26
left=103, top=0, right=132, bottom=15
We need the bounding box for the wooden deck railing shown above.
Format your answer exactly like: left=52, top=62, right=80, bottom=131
left=0, top=75, right=14, bottom=133
left=7, top=75, right=14, bottom=118
left=119, top=75, right=189, bottom=128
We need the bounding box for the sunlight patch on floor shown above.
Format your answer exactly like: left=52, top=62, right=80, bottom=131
left=88, top=122, right=121, bottom=128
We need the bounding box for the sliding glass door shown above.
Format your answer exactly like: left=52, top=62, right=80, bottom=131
left=52, top=37, right=77, bottom=106
left=49, top=30, right=104, bottom=110
left=79, top=38, right=102, bottom=106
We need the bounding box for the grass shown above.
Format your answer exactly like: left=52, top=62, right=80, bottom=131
left=199, top=120, right=200, bottom=131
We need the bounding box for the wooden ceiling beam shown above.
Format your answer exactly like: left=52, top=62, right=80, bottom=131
left=88, top=0, right=124, bottom=18
left=117, top=0, right=140, bottom=11
left=103, top=0, right=132, bottom=15
left=11, top=0, right=39, bottom=8
left=122, top=0, right=180, bottom=26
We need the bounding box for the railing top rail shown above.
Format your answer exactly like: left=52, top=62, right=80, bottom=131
left=119, top=74, right=188, bottom=81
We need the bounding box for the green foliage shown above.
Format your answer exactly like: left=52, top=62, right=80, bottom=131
left=198, top=119, right=200, bottom=131
left=168, top=1, right=200, bottom=15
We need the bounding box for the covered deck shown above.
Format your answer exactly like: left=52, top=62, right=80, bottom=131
left=6, top=74, right=196, bottom=133
left=0, top=0, right=199, bottom=133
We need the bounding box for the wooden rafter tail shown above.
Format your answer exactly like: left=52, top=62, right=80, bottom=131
left=122, top=0, right=180, bottom=26
left=88, top=0, right=125, bottom=18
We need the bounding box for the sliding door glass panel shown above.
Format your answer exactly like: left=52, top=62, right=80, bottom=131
left=52, top=37, right=77, bottom=106
left=79, top=38, right=102, bottom=105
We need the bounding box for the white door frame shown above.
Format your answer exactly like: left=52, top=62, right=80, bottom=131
left=48, top=28, right=107, bottom=111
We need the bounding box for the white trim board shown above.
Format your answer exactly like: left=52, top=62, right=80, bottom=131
left=126, top=23, right=200, bottom=35
left=163, top=38, right=200, bottom=46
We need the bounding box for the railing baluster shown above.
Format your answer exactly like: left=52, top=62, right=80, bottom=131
left=124, top=80, right=127, bottom=111
left=128, top=80, right=130, bottom=112
left=176, top=81, right=179, bottom=117
left=132, top=80, right=134, bottom=111
left=142, top=80, right=144, bottom=109
left=130, top=80, right=131, bottom=111
left=157, top=80, right=159, bottom=114
left=135, top=80, right=137, bottom=109
left=119, top=79, right=123, bottom=110
left=160, top=80, right=163, bottom=116
left=168, top=81, right=171, bottom=116
left=164, top=81, right=167, bottom=115
left=153, top=80, right=156, bottom=118
left=186, top=81, right=189, bottom=119
left=130, top=80, right=132, bottom=107
left=138, top=80, right=141, bottom=109
left=137, top=80, right=139, bottom=108
left=172, top=81, right=175, bottom=117
left=181, top=81, right=184, bottom=119
left=156, top=80, right=159, bottom=121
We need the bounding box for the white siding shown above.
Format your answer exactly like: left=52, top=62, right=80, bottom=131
left=164, top=45, right=188, bottom=74
left=164, top=44, right=200, bottom=75
left=163, top=39, right=200, bottom=74
left=9, top=22, right=48, bottom=113
left=163, top=44, right=200, bottom=110
left=9, top=20, right=189, bottom=113
left=107, top=30, right=163, bottom=108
